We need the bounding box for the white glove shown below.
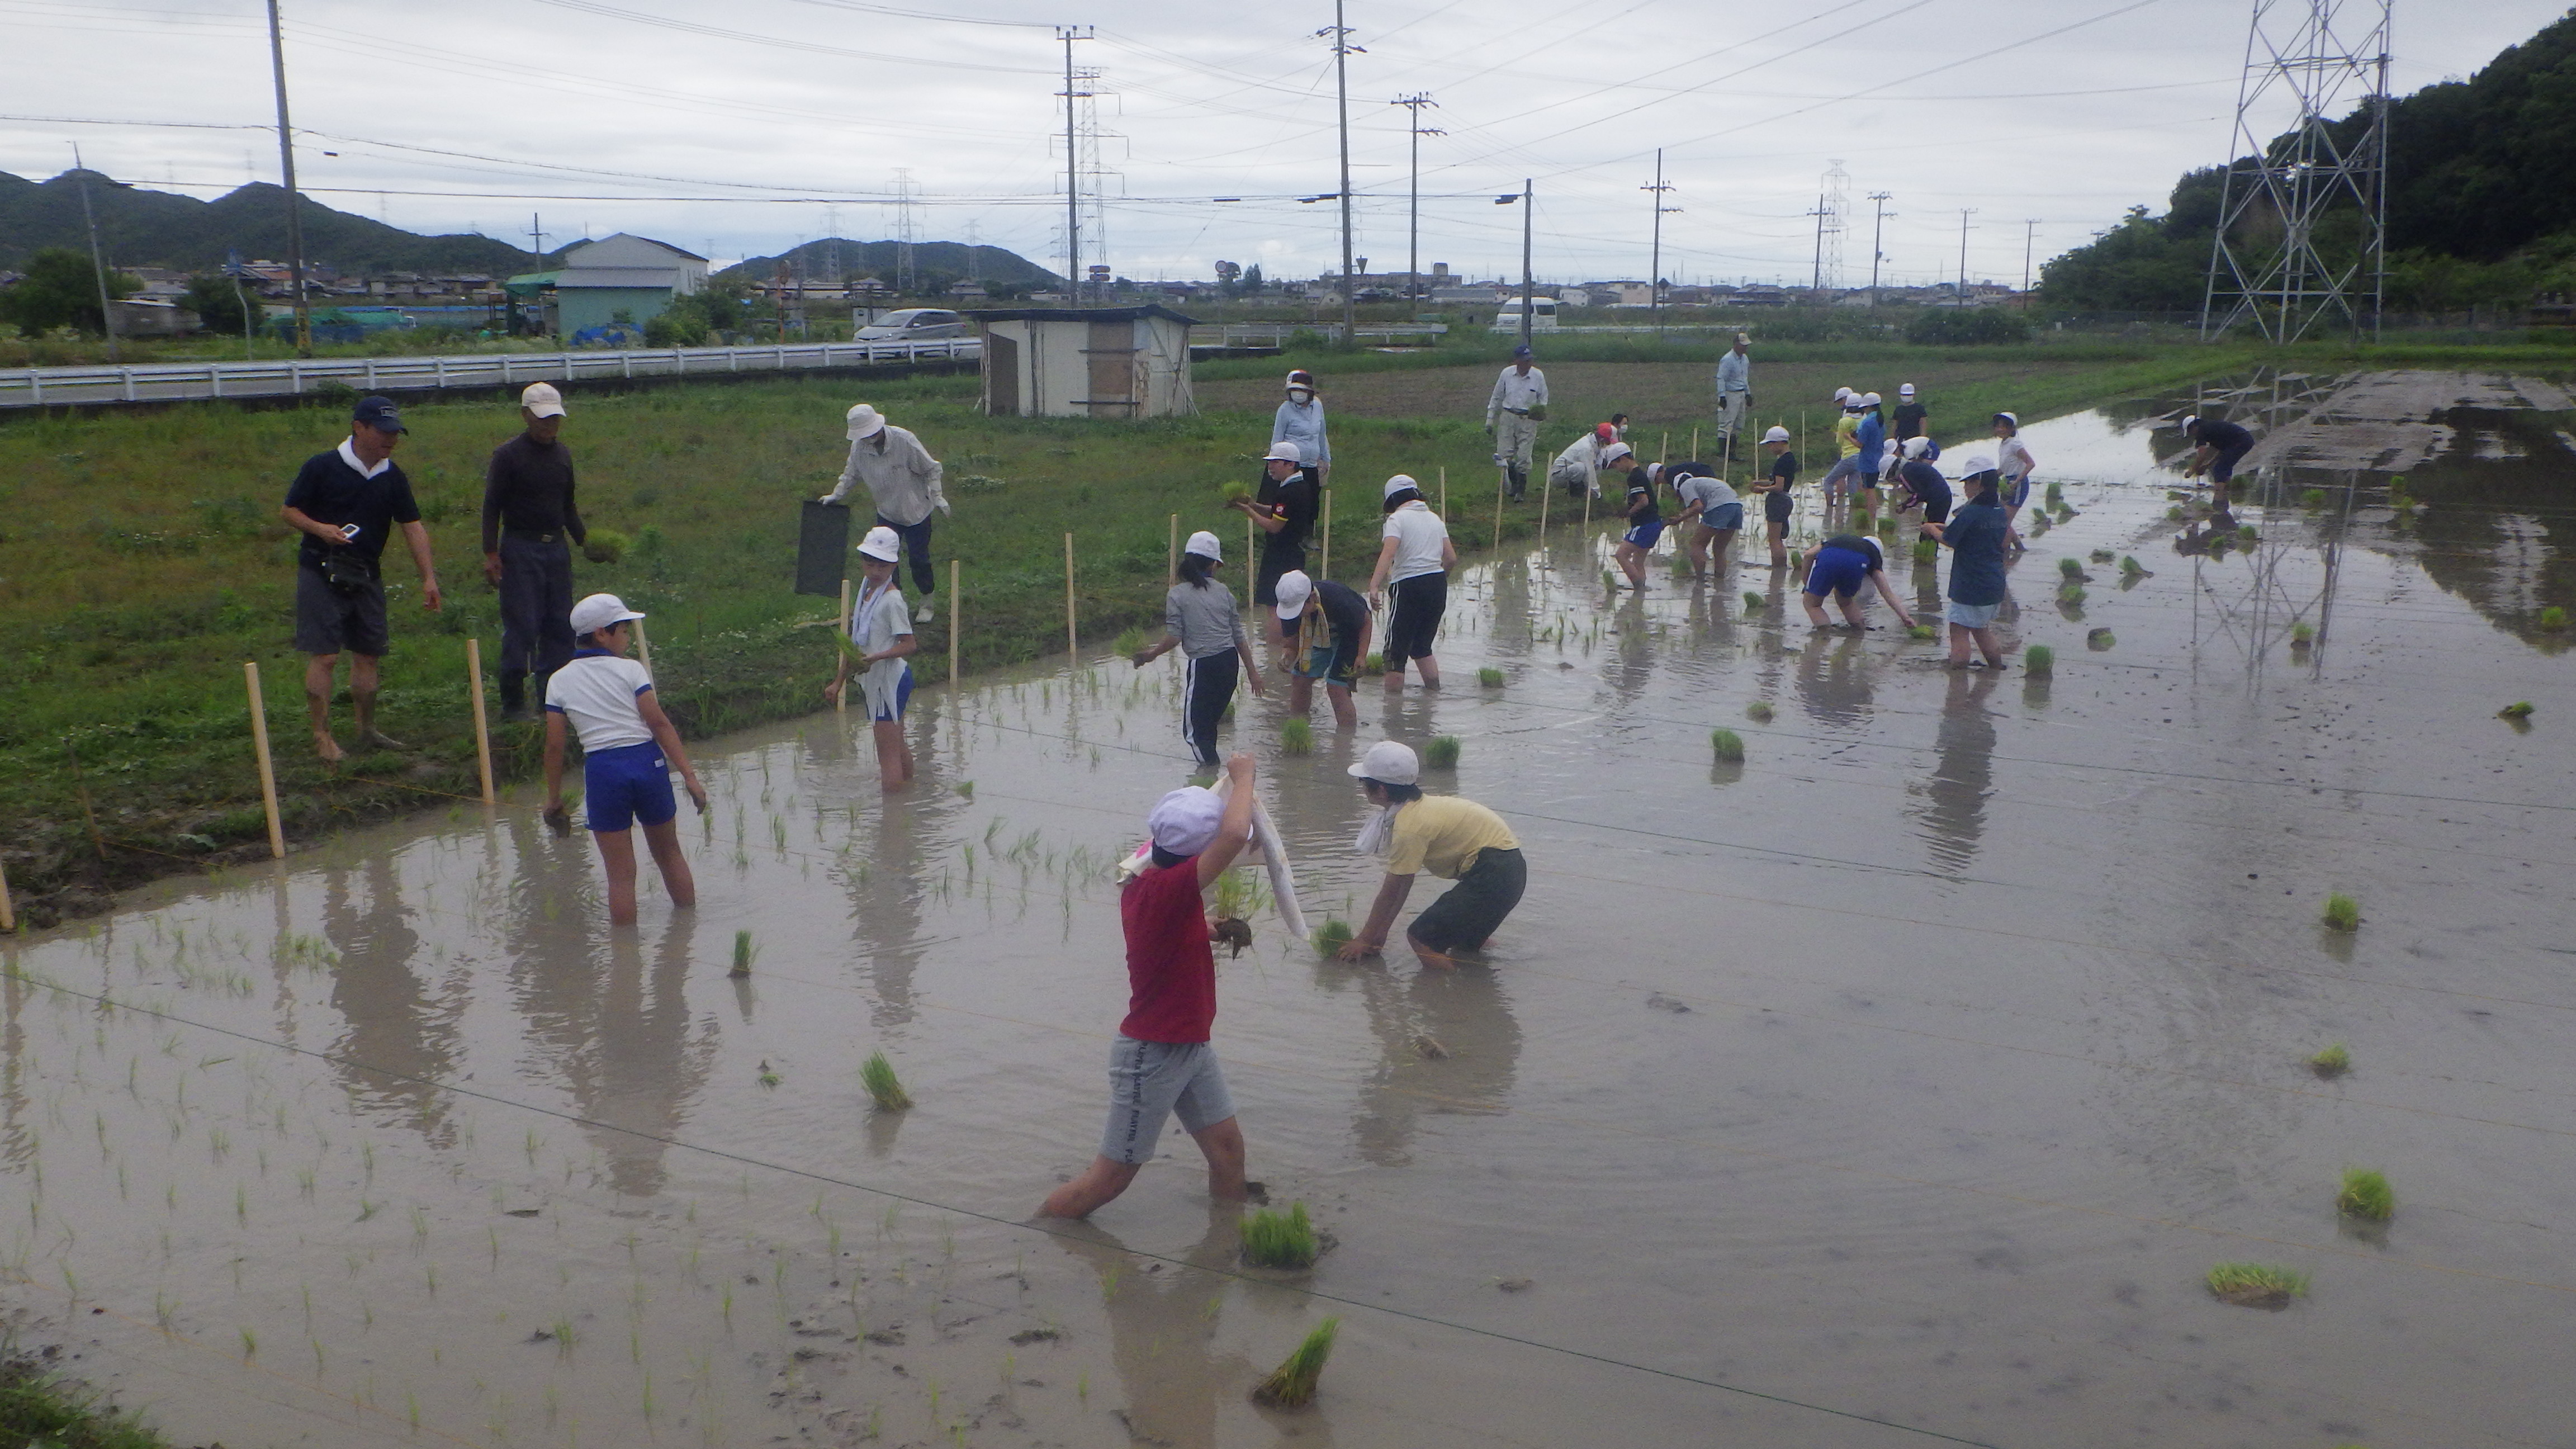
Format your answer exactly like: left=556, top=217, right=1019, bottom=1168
left=817, top=491, right=840, bottom=505
left=935, top=498, right=951, bottom=517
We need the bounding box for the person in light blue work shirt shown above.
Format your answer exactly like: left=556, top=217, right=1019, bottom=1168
left=1270, top=369, right=1331, bottom=489
left=1850, top=392, right=1887, bottom=514
left=1712, top=332, right=1751, bottom=457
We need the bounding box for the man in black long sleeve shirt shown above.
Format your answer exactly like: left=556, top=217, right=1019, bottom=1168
left=482, top=382, right=587, bottom=719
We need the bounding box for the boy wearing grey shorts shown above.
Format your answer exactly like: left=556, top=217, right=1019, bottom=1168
left=1040, top=754, right=1260, bottom=1219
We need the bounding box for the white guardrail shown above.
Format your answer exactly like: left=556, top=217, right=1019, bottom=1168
left=0, top=337, right=980, bottom=409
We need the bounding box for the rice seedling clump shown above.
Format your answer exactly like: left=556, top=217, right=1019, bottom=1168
left=1912, top=539, right=1938, bottom=562
left=2205, top=1262, right=2308, bottom=1309
left=1710, top=728, right=1745, bottom=763
left=2089, top=548, right=2115, bottom=563
left=730, top=930, right=754, bottom=978
left=1251, top=1318, right=1341, bottom=1408
left=1280, top=718, right=1314, bottom=755
left=2058, top=557, right=2085, bottom=579
left=1312, top=918, right=1354, bottom=958
left=1742, top=591, right=1765, bottom=613
left=1907, top=624, right=1935, bottom=640
left=2058, top=583, right=2087, bottom=605
left=2119, top=555, right=2146, bottom=575
left=1242, top=1202, right=1320, bottom=1270
left=2086, top=628, right=2116, bottom=650
left=860, top=1050, right=912, bottom=1111
left=1478, top=666, right=1505, bottom=688
left=2322, top=892, right=2360, bottom=932
left=2308, top=1041, right=2352, bottom=1078
left=2498, top=700, right=2534, bottom=719
left=1219, top=480, right=1253, bottom=507
left=581, top=527, right=631, bottom=565
left=1423, top=735, right=1462, bottom=769
left=2540, top=605, right=2569, bottom=631
left=1745, top=700, right=1774, bottom=723
left=2023, top=644, right=2053, bottom=675
left=2336, top=1167, right=2393, bottom=1222
left=2291, top=622, right=2315, bottom=645
left=1113, top=626, right=1145, bottom=658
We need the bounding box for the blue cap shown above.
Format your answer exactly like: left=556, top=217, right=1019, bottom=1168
left=1511, top=344, right=1533, bottom=358
left=352, top=395, right=406, bottom=433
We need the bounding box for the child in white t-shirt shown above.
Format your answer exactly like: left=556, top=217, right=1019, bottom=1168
left=542, top=593, right=709, bottom=925
left=826, top=525, right=920, bottom=790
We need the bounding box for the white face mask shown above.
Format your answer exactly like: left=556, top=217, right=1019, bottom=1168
left=1287, top=387, right=1313, bottom=403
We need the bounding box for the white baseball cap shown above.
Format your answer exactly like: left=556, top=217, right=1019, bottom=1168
left=520, top=382, right=566, bottom=418
left=1956, top=453, right=1999, bottom=476
left=1146, top=787, right=1226, bottom=855
left=569, top=593, right=645, bottom=637
left=1183, top=529, right=1223, bottom=561
left=1901, top=435, right=1933, bottom=460
left=856, top=525, right=903, bottom=561
left=1860, top=392, right=1882, bottom=407
left=1832, top=386, right=1853, bottom=403
left=1273, top=569, right=1314, bottom=620
left=1898, top=382, right=1916, bottom=397
left=1382, top=474, right=1422, bottom=501
left=1347, top=740, right=1420, bottom=785
left=1734, top=332, right=1750, bottom=345
left=1263, top=439, right=1304, bottom=465
left=1993, top=411, right=2019, bottom=428
left=1763, top=425, right=1791, bottom=444
left=845, top=402, right=886, bottom=440
left=2179, top=414, right=2198, bottom=431
left=1602, top=442, right=1634, bottom=463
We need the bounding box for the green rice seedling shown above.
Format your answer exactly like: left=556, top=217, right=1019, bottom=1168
left=2322, top=892, right=2360, bottom=932
left=1710, top=729, right=1745, bottom=763
left=1877, top=514, right=1897, bottom=537
left=1313, top=918, right=1354, bottom=958
left=2336, top=1167, right=2393, bottom=1222
left=2044, top=481, right=2065, bottom=506
left=2167, top=505, right=2186, bottom=522
left=2499, top=700, right=2535, bottom=719
left=2086, top=628, right=2116, bottom=650
left=2120, top=555, right=2146, bottom=575
left=2301, top=487, right=2328, bottom=509
left=2058, top=557, right=2085, bottom=579
left=1911, top=538, right=1936, bottom=562
left=1601, top=567, right=1618, bottom=594
left=2291, top=622, right=2314, bottom=646
left=2058, top=583, right=2086, bottom=605
left=731, top=930, right=753, bottom=979
left=1112, top=626, right=1145, bottom=659
left=955, top=779, right=974, bottom=799
left=1280, top=717, right=1314, bottom=755
left=1745, top=701, right=1774, bottom=723
left=1478, top=666, right=1504, bottom=687
left=860, top=1050, right=912, bottom=1111
left=2023, top=644, right=2054, bottom=675
left=2089, top=548, right=2114, bottom=562
left=1251, top=1318, right=1341, bottom=1408
left=1907, top=624, right=1936, bottom=641
left=2540, top=606, right=2568, bottom=631
left=581, top=527, right=630, bottom=565
left=1218, top=479, right=1253, bottom=508
left=2309, top=1041, right=2351, bottom=1077
left=1241, top=1202, right=1320, bottom=1270
left=1852, top=508, right=1874, bottom=533
left=2205, top=1262, right=2307, bottom=1309
left=1741, top=590, right=1764, bottom=613
left=1423, top=736, right=1462, bottom=769
left=1363, top=652, right=1386, bottom=676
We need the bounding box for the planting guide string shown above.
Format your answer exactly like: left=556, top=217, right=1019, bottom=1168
left=0, top=968, right=2005, bottom=1449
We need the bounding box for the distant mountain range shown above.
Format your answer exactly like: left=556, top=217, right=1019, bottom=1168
left=722, top=238, right=1059, bottom=291
left=0, top=169, right=554, bottom=276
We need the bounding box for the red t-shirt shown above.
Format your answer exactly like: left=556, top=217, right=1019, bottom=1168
left=1119, top=860, right=1216, bottom=1043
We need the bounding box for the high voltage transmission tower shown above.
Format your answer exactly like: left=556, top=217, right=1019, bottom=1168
left=889, top=169, right=917, bottom=295
left=1815, top=160, right=1849, bottom=293
left=2200, top=0, right=2392, bottom=342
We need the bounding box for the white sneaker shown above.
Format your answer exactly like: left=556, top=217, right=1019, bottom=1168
left=915, top=601, right=935, bottom=623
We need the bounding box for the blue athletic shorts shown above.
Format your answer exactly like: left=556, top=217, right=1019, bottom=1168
left=869, top=666, right=915, bottom=722
left=2004, top=473, right=2033, bottom=508
left=1805, top=546, right=1870, bottom=599
left=1699, top=501, right=1745, bottom=532
left=583, top=740, right=675, bottom=834
left=1296, top=632, right=1358, bottom=688
left=2211, top=444, right=2252, bottom=483
left=1624, top=518, right=1666, bottom=549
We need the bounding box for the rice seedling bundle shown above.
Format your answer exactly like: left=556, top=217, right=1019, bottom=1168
left=2307, top=1042, right=2351, bottom=1077
left=1280, top=718, right=1314, bottom=755
left=1744, top=701, right=1774, bottom=723
left=1710, top=728, right=1745, bottom=763
left=1423, top=736, right=1462, bottom=769
left=1240, top=1202, right=1320, bottom=1270
left=2206, top=1262, right=2307, bottom=1309
left=2498, top=700, right=2535, bottom=719
left=860, top=1050, right=912, bottom=1111
left=1741, top=591, right=1764, bottom=613
left=1478, top=666, right=1505, bottom=687
left=730, top=931, right=753, bottom=978
left=2321, top=893, right=2360, bottom=932
left=1312, top=918, right=1354, bottom=958
left=2335, top=1168, right=2393, bottom=1222
left=1251, top=1318, right=1341, bottom=1408
left=2058, top=557, right=2085, bottom=579
left=2023, top=645, right=2053, bottom=675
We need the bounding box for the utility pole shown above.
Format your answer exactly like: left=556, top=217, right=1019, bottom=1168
left=264, top=0, right=310, bottom=356
left=1867, top=191, right=1892, bottom=304
left=1518, top=180, right=1533, bottom=349
left=69, top=145, right=119, bottom=362
left=1391, top=93, right=1440, bottom=303
left=1056, top=26, right=1091, bottom=305
left=1956, top=207, right=1978, bottom=299
left=1644, top=149, right=1678, bottom=333
left=1807, top=195, right=1831, bottom=295
left=2022, top=218, right=2041, bottom=305
left=1324, top=2, right=1362, bottom=339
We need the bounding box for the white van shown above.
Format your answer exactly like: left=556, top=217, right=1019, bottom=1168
left=1487, top=296, right=1560, bottom=333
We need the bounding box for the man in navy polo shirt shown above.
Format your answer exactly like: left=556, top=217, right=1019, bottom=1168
left=280, top=395, right=444, bottom=761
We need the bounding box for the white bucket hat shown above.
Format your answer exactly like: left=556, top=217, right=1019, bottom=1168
left=845, top=402, right=886, bottom=440
left=1763, top=425, right=1791, bottom=444
left=1147, top=787, right=1225, bottom=855
left=856, top=525, right=903, bottom=561
left=1183, top=529, right=1223, bottom=561
left=1382, top=475, right=1420, bottom=501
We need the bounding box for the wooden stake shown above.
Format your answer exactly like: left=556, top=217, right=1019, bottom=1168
left=64, top=737, right=105, bottom=861
left=1660, top=429, right=1670, bottom=466
left=1320, top=489, right=1333, bottom=577
left=1690, top=425, right=1698, bottom=463
left=244, top=662, right=285, bottom=860
left=1168, top=513, right=1180, bottom=584
left=464, top=638, right=496, bottom=805
left=1437, top=466, right=1447, bottom=515
left=0, top=853, right=15, bottom=932
left=834, top=576, right=852, bottom=712
left=1581, top=466, right=1594, bottom=534
left=1493, top=462, right=1506, bottom=551
left=948, top=558, right=961, bottom=686
left=632, top=617, right=656, bottom=683
left=1063, top=531, right=1078, bottom=660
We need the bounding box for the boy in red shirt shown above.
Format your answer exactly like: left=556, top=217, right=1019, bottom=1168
left=1040, top=753, right=1258, bottom=1219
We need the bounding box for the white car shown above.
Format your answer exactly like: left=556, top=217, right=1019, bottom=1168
left=1488, top=296, right=1559, bottom=333
left=854, top=308, right=969, bottom=342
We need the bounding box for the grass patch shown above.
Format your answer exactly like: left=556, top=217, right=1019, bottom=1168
left=1710, top=728, right=1745, bottom=763
left=1280, top=717, right=1314, bottom=755
left=2322, top=892, right=2360, bottom=932
left=2336, top=1167, right=2394, bottom=1222
left=2205, top=1262, right=2308, bottom=1309
left=1423, top=735, right=1461, bottom=769
left=1745, top=700, right=1774, bottom=723
left=1250, top=1318, right=1340, bottom=1409
left=2024, top=645, right=2053, bottom=674
left=1240, top=1201, right=1320, bottom=1270
left=2308, top=1041, right=2352, bottom=1078
left=1312, top=918, right=1353, bottom=958
left=859, top=1050, right=911, bottom=1112
left=1477, top=666, right=1504, bottom=688
left=0, top=1355, right=171, bottom=1449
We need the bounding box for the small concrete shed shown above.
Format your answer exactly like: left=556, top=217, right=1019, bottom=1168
left=970, top=306, right=1197, bottom=419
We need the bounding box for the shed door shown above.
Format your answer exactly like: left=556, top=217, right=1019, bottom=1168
left=984, top=330, right=1019, bottom=415
left=1086, top=320, right=1137, bottom=411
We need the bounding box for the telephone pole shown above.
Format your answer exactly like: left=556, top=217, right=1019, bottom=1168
left=1644, top=149, right=1679, bottom=333
left=1324, top=3, right=1362, bottom=337
left=264, top=0, right=310, bottom=356
left=1497, top=182, right=1532, bottom=348
left=2022, top=218, right=2042, bottom=304
left=1867, top=191, right=1893, bottom=304
left=1956, top=207, right=1978, bottom=299
left=1391, top=93, right=1440, bottom=302
left=1055, top=26, right=1092, bottom=305
left=1807, top=195, right=1831, bottom=295
left=70, top=146, right=119, bottom=362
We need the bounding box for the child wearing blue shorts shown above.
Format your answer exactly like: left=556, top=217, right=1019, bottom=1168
left=1613, top=464, right=1665, bottom=588
left=1800, top=533, right=1917, bottom=631
left=827, top=525, right=921, bottom=791
left=543, top=593, right=709, bottom=925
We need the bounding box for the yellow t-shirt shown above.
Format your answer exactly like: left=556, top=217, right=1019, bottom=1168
left=1833, top=412, right=1861, bottom=458
left=1386, top=795, right=1519, bottom=879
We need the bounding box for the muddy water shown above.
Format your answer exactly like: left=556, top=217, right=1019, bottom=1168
left=6, top=371, right=2574, bottom=1448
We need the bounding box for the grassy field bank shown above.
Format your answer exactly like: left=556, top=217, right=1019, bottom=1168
left=0, top=343, right=2291, bottom=923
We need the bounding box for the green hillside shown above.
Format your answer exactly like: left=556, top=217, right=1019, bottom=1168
left=0, top=169, right=550, bottom=276
left=721, top=237, right=1060, bottom=294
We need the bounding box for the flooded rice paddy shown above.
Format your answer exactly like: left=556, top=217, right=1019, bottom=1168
left=3, top=371, right=2572, bottom=1448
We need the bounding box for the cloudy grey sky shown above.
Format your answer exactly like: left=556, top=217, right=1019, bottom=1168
left=3, top=0, right=2559, bottom=285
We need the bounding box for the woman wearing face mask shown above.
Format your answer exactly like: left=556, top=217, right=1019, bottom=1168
left=1270, top=370, right=1330, bottom=491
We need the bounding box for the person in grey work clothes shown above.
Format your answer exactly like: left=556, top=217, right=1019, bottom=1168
left=819, top=402, right=948, bottom=622
left=1714, top=332, right=1752, bottom=459
left=1131, top=531, right=1265, bottom=767
left=481, top=381, right=584, bottom=721
left=1486, top=345, right=1547, bottom=501
left=1271, top=368, right=1330, bottom=490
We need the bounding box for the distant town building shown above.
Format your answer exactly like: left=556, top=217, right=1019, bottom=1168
left=505, top=233, right=708, bottom=339
left=971, top=305, right=1197, bottom=419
